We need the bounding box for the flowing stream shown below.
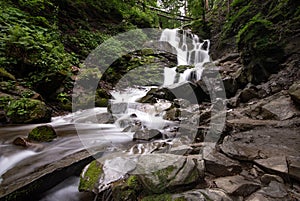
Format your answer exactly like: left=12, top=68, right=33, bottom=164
left=0, top=29, right=210, bottom=200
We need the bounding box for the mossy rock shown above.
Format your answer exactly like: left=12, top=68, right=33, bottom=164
left=0, top=68, right=16, bottom=81
left=141, top=194, right=187, bottom=201
left=176, top=65, right=194, bottom=73
left=141, top=48, right=155, bottom=56
left=141, top=194, right=173, bottom=201
left=6, top=98, right=52, bottom=123
left=28, top=125, right=57, bottom=142
left=112, top=175, right=142, bottom=201
left=79, top=160, right=103, bottom=193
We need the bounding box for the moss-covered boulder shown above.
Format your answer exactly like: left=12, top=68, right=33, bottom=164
left=79, top=154, right=205, bottom=199
left=6, top=98, right=52, bottom=123
left=134, top=154, right=204, bottom=194
left=28, top=125, right=57, bottom=142
left=79, top=160, right=103, bottom=193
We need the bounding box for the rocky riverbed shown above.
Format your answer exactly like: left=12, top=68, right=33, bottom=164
left=76, top=51, right=300, bottom=201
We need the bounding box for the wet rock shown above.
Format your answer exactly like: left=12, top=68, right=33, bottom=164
left=214, top=175, right=260, bottom=197
left=163, top=106, right=180, bottom=121
left=136, top=88, right=158, bottom=103
left=28, top=125, right=57, bottom=142
left=1, top=150, right=94, bottom=201
left=6, top=98, right=52, bottom=124
left=172, top=188, right=233, bottom=201
left=157, top=81, right=209, bottom=103
left=13, top=137, right=30, bottom=147
left=127, top=141, right=170, bottom=154
left=260, top=174, right=284, bottom=185
left=173, top=98, right=191, bottom=108
left=203, top=142, right=242, bottom=177
left=169, top=145, right=193, bottom=155
left=107, top=102, right=128, bottom=114
left=288, top=82, right=300, bottom=105
left=134, top=154, right=204, bottom=193
left=74, top=112, right=115, bottom=124
left=133, top=129, right=162, bottom=141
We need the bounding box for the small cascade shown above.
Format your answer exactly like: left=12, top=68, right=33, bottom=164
left=0, top=150, right=37, bottom=183
left=160, top=28, right=210, bottom=85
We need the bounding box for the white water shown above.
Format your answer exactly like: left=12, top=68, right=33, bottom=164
left=0, top=28, right=210, bottom=200
left=0, top=150, right=37, bottom=183
left=160, top=28, right=210, bottom=85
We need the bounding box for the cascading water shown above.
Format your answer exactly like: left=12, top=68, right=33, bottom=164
left=160, top=28, right=210, bottom=85
left=0, top=28, right=211, bottom=201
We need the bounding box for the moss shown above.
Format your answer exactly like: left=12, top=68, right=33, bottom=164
left=0, top=68, right=16, bottom=81
left=111, top=175, right=142, bottom=201
left=222, top=2, right=253, bottom=38
left=126, top=175, right=140, bottom=189
left=184, top=167, right=199, bottom=184
left=141, top=193, right=173, bottom=201
left=28, top=125, right=57, bottom=142
left=236, top=13, right=273, bottom=45
left=141, top=165, right=176, bottom=193
left=79, top=160, right=103, bottom=192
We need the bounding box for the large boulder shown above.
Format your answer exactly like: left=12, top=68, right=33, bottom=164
left=134, top=154, right=204, bottom=194
left=288, top=82, right=300, bottom=105
left=6, top=98, right=52, bottom=124
left=153, top=81, right=209, bottom=104
left=28, top=125, right=57, bottom=142
left=79, top=154, right=205, bottom=196
left=133, top=129, right=162, bottom=141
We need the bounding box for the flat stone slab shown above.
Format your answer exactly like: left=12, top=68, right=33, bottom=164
left=220, top=128, right=300, bottom=181
left=214, top=175, right=260, bottom=197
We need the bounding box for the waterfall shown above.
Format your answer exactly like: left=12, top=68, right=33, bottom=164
left=160, top=28, right=210, bottom=85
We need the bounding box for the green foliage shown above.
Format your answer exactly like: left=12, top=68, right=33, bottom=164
left=125, top=6, right=158, bottom=28
left=237, top=14, right=273, bottom=45
left=222, top=2, right=253, bottom=38
left=187, top=0, right=205, bottom=19
left=6, top=97, right=51, bottom=123
left=0, top=95, right=13, bottom=110
left=0, top=2, right=73, bottom=86
left=6, top=98, right=34, bottom=116
left=17, top=0, right=57, bottom=18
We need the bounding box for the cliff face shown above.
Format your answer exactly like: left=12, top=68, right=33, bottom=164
left=207, top=0, right=299, bottom=86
